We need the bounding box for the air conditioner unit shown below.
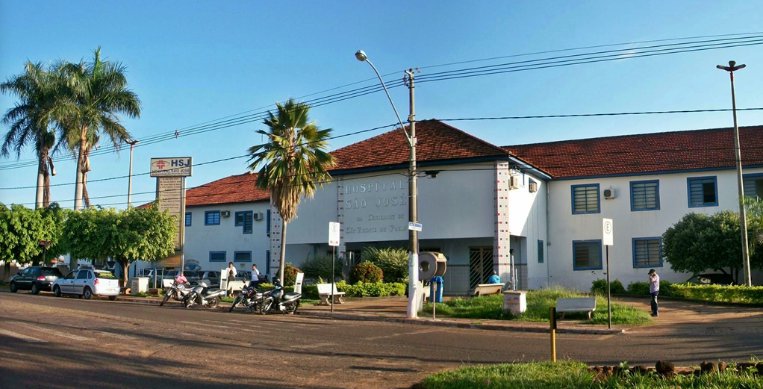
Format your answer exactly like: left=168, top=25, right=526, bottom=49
left=603, top=187, right=616, bottom=200
left=528, top=180, right=538, bottom=193
left=253, top=212, right=264, bottom=221
left=221, top=210, right=231, bottom=218
left=509, top=175, right=521, bottom=189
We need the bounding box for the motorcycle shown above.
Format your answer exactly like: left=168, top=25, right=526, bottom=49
left=160, top=281, right=193, bottom=306
left=184, top=281, right=227, bottom=309
left=259, top=280, right=300, bottom=315
left=228, top=284, right=264, bottom=312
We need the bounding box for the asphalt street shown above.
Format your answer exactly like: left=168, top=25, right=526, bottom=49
left=0, top=292, right=761, bottom=388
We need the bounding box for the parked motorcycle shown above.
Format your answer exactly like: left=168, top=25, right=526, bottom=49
left=184, top=281, right=226, bottom=309
left=228, top=284, right=264, bottom=312
left=259, top=280, right=300, bottom=314
left=160, top=281, right=193, bottom=306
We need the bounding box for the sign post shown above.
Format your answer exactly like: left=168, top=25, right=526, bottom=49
left=151, top=157, right=192, bottom=271
left=602, top=218, right=614, bottom=329
left=328, top=222, right=340, bottom=313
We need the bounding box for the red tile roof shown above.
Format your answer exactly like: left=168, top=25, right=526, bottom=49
left=186, top=172, right=269, bottom=207
left=330, top=119, right=508, bottom=172
left=504, top=126, right=763, bottom=179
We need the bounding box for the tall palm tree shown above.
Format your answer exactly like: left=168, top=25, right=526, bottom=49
left=248, top=99, right=335, bottom=284
left=1, top=62, right=60, bottom=208
left=56, top=48, right=140, bottom=210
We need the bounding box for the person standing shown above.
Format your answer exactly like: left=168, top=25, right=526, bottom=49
left=648, top=269, right=660, bottom=317
left=250, top=264, right=260, bottom=288
left=226, top=262, right=237, bottom=294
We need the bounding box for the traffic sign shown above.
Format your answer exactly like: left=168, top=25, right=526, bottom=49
left=328, top=222, right=340, bottom=247
left=602, top=218, right=614, bottom=246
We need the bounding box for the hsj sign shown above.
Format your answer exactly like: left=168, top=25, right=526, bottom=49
left=150, top=157, right=192, bottom=177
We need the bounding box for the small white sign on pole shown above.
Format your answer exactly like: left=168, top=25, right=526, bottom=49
left=408, top=222, right=423, bottom=232
left=328, top=222, right=341, bottom=247
left=602, top=218, right=614, bottom=246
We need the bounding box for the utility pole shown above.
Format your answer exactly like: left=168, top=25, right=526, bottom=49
left=126, top=139, right=139, bottom=208
left=716, top=60, right=751, bottom=286
left=405, top=68, right=420, bottom=319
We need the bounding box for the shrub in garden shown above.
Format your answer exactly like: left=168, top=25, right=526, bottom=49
left=591, top=279, right=625, bottom=295
left=361, top=247, right=408, bottom=282
left=276, top=263, right=301, bottom=286
left=336, top=280, right=406, bottom=297
left=349, top=261, right=383, bottom=284
left=628, top=280, right=673, bottom=297
left=300, top=255, right=342, bottom=281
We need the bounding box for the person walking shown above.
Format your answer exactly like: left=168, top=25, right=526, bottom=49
left=648, top=268, right=660, bottom=317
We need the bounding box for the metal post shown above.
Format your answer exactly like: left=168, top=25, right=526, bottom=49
left=717, top=61, right=751, bottom=286
left=549, top=307, right=557, bottom=362
left=126, top=139, right=139, bottom=208
left=606, top=246, right=611, bottom=329
left=406, top=69, right=420, bottom=319
left=331, top=245, right=335, bottom=313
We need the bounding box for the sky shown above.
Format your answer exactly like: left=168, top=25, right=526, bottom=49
left=1, top=1, right=762, bottom=209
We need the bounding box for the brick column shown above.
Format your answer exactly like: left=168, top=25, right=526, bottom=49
left=494, top=162, right=511, bottom=281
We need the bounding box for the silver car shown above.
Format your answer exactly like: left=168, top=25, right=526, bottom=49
left=53, top=269, right=120, bottom=300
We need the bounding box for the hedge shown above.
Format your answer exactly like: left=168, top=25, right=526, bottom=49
left=625, top=281, right=763, bottom=305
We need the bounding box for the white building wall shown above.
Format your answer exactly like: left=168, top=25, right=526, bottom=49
left=184, top=202, right=271, bottom=273
left=547, top=167, right=763, bottom=291
left=507, top=172, right=550, bottom=289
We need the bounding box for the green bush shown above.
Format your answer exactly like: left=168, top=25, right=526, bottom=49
left=275, top=263, right=301, bottom=286
left=670, top=283, right=763, bottom=304
left=300, top=255, right=343, bottom=281
left=627, top=281, right=674, bottom=297
left=336, top=280, right=406, bottom=297
left=350, top=261, right=383, bottom=284
left=361, top=247, right=408, bottom=282
left=591, top=279, right=625, bottom=295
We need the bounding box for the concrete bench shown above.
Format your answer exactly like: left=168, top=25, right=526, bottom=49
left=317, top=283, right=345, bottom=305
left=555, top=297, right=596, bottom=320
left=472, top=283, right=503, bottom=296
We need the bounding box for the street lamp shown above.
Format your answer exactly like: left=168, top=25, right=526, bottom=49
left=356, top=50, right=420, bottom=319
left=126, top=139, right=139, bottom=208
left=716, top=60, right=751, bottom=286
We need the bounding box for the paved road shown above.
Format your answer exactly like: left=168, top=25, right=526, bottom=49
left=0, top=292, right=761, bottom=388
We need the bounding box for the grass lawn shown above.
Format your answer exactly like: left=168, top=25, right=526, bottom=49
left=422, top=287, right=651, bottom=325
left=417, top=361, right=763, bottom=389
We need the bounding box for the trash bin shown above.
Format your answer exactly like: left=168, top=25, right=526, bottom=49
left=131, top=277, right=149, bottom=295
left=503, top=290, right=527, bottom=315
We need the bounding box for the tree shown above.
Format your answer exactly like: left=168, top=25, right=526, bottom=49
left=0, top=204, right=67, bottom=270
left=248, top=99, right=335, bottom=284
left=1, top=62, right=62, bottom=208
left=56, top=48, right=140, bottom=209
left=60, top=206, right=175, bottom=288
left=663, top=206, right=763, bottom=283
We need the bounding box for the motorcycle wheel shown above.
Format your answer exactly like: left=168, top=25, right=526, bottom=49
left=160, top=292, right=171, bottom=307
left=207, top=297, right=219, bottom=309
left=229, top=296, right=241, bottom=312
left=259, top=298, right=273, bottom=315
left=184, top=294, right=196, bottom=309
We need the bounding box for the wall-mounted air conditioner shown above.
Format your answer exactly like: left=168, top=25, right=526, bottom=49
left=221, top=210, right=231, bottom=218
left=509, top=175, right=521, bottom=189
left=528, top=180, right=538, bottom=193
left=603, top=187, right=616, bottom=200
left=253, top=212, right=264, bottom=221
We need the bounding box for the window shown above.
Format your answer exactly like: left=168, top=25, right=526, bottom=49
left=209, top=251, right=226, bottom=262
left=632, top=238, right=662, bottom=268
left=537, top=240, right=544, bottom=263
left=266, top=209, right=271, bottom=237
left=630, top=180, right=659, bottom=211
left=744, top=173, right=763, bottom=199
left=234, top=251, right=252, bottom=262
left=571, top=184, right=600, bottom=214
left=185, top=212, right=192, bottom=227
left=687, top=177, right=718, bottom=207
left=235, top=211, right=253, bottom=234
left=572, top=240, right=602, bottom=270
left=205, top=211, right=221, bottom=225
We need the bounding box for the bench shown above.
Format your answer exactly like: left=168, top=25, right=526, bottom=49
left=472, top=283, right=503, bottom=296
left=317, top=283, right=345, bottom=305
left=555, top=297, right=596, bottom=320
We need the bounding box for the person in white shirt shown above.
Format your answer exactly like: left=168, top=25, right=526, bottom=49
left=250, top=264, right=260, bottom=287
left=648, top=269, right=660, bottom=317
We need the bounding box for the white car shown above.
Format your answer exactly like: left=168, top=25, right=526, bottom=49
left=53, top=268, right=120, bottom=300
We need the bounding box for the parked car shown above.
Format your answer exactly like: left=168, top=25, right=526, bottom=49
left=53, top=269, right=120, bottom=300
left=9, top=266, right=63, bottom=294
left=685, top=273, right=734, bottom=285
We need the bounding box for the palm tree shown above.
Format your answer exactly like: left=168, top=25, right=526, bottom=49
left=248, top=99, right=335, bottom=284
left=56, top=48, right=140, bottom=210
left=1, top=62, right=60, bottom=208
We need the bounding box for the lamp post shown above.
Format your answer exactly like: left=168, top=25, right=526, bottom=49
left=355, top=50, right=420, bottom=319
left=126, top=139, right=139, bottom=208
left=716, top=60, right=751, bottom=287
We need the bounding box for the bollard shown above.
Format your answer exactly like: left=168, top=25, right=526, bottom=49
left=550, top=307, right=557, bottom=362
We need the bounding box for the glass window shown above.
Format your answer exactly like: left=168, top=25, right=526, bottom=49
left=537, top=240, right=544, bottom=263
left=571, top=184, right=600, bottom=214
left=209, top=251, right=226, bottom=262
left=572, top=240, right=602, bottom=270
left=205, top=211, right=221, bottom=225
left=633, top=238, right=662, bottom=268
left=630, top=180, right=660, bottom=211
left=743, top=173, right=763, bottom=199
left=77, top=270, right=89, bottom=279
left=234, top=251, right=252, bottom=262
left=235, top=211, right=253, bottom=234
left=185, top=212, right=192, bottom=227
left=687, top=177, right=718, bottom=207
